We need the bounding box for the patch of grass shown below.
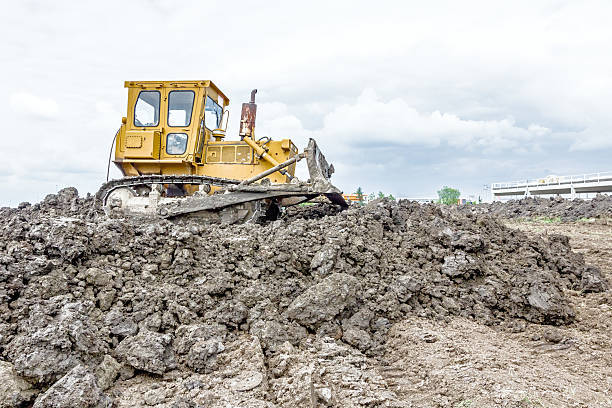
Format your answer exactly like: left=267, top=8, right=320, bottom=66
left=530, top=216, right=562, bottom=224
left=521, top=396, right=544, bottom=406
left=508, top=217, right=531, bottom=224
left=455, top=400, right=472, bottom=408
left=577, top=217, right=596, bottom=223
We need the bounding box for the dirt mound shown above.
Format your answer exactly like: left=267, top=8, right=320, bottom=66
left=0, top=188, right=607, bottom=406
left=463, top=194, right=612, bottom=221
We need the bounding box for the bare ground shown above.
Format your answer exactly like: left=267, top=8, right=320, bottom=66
left=379, top=221, right=612, bottom=408
left=2, top=194, right=610, bottom=407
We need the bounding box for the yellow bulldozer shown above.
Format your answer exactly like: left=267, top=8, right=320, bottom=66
left=97, top=80, right=346, bottom=222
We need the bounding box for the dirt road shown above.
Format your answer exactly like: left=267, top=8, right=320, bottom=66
left=380, top=221, right=612, bottom=407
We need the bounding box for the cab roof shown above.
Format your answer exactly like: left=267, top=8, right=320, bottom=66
left=124, top=80, right=228, bottom=103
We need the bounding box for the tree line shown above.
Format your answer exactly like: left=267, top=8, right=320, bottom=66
left=353, top=187, right=395, bottom=205
left=352, top=186, right=463, bottom=205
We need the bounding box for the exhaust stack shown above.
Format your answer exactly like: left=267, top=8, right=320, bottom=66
left=239, top=89, right=257, bottom=139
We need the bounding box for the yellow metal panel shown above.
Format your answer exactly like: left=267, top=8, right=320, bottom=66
left=115, top=124, right=127, bottom=153
left=236, top=146, right=252, bottom=163
left=204, top=142, right=255, bottom=165
left=222, top=146, right=236, bottom=162
left=126, top=135, right=142, bottom=148
left=124, top=130, right=160, bottom=159
left=197, top=163, right=262, bottom=180
left=206, top=146, right=221, bottom=162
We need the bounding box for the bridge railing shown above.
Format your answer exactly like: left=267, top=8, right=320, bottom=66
left=492, top=171, right=612, bottom=190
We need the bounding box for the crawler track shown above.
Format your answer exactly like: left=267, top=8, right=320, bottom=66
left=95, top=174, right=241, bottom=206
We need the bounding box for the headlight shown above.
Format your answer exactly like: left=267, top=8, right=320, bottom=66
left=166, top=133, right=187, bottom=155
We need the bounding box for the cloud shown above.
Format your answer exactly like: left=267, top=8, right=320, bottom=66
left=327, top=90, right=553, bottom=152
left=9, top=92, right=60, bottom=120
left=257, top=89, right=552, bottom=155
left=1, top=0, right=611, bottom=206
left=569, top=126, right=612, bottom=151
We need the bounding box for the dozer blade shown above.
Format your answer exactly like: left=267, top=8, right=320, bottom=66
left=304, top=138, right=347, bottom=207
left=305, top=138, right=334, bottom=187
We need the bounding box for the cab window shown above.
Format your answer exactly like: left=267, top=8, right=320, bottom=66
left=134, top=91, right=160, bottom=127
left=204, top=96, right=223, bottom=130
left=168, top=90, right=195, bottom=127
left=166, top=133, right=188, bottom=155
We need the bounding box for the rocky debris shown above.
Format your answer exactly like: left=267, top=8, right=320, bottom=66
left=268, top=338, right=397, bottom=407
left=32, top=364, right=110, bottom=408
left=174, top=323, right=227, bottom=373
left=112, top=334, right=270, bottom=407
left=0, top=361, right=37, bottom=408
left=115, top=330, right=176, bottom=375
left=94, top=355, right=122, bottom=391
left=581, top=266, right=608, bottom=293
left=286, top=273, right=361, bottom=329
left=284, top=202, right=343, bottom=220
left=7, top=300, right=107, bottom=384
left=0, top=188, right=608, bottom=406
left=460, top=194, right=612, bottom=221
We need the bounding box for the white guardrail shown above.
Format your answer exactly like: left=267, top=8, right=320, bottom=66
left=492, top=171, right=612, bottom=190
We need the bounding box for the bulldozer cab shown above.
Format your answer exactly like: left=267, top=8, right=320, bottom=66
left=114, top=80, right=300, bottom=185
left=117, top=81, right=229, bottom=168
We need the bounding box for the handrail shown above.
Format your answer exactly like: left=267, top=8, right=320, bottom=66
left=492, top=171, right=612, bottom=190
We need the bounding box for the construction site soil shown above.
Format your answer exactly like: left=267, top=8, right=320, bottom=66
left=461, top=194, right=612, bottom=221
left=0, top=189, right=610, bottom=407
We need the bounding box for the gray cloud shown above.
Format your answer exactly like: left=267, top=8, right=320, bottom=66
left=1, top=0, right=611, bottom=206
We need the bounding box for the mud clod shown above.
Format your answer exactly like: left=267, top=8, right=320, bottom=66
left=287, top=273, right=361, bottom=329
left=32, top=364, right=110, bottom=408
left=115, top=330, right=176, bottom=375
left=0, top=361, right=37, bottom=408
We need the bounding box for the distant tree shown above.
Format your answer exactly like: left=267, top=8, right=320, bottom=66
left=368, top=193, right=376, bottom=202
left=437, top=186, right=461, bottom=205
left=355, top=187, right=365, bottom=205
left=388, top=194, right=395, bottom=201
left=378, top=191, right=385, bottom=199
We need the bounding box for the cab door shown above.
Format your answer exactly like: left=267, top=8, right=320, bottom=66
left=125, top=88, right=163, bottom=159
left=160, top=87, right=198, bottom=160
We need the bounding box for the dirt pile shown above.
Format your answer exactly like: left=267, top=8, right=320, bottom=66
left=463, top=194, right=612, bottom=221
left=0, top=188, right=607, bottom=407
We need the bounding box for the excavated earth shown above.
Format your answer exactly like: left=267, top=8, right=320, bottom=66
left=461, top=194, right=612, bottom=221
left=0, top=188, right=609, bottom=407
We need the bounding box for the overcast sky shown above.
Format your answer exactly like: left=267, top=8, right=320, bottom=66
left=2, top=0, right=611, bottom=206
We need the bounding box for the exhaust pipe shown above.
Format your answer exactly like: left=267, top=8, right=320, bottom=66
left=239, top=89, right=257, bottom=139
